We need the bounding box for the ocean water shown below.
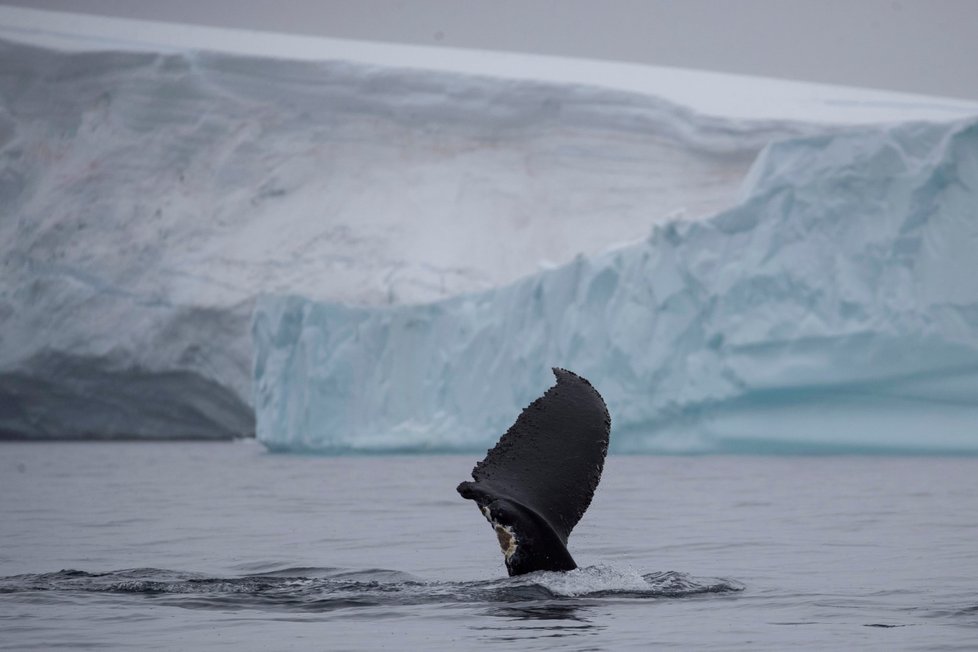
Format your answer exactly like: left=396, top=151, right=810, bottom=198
left=1, top=442, right=976, bottom=650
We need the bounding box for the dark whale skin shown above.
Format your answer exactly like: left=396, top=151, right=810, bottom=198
left=457, top=368, right=611, bottom=576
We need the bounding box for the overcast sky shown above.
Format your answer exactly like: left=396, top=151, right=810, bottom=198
left=3, top=0, right=977, bottom=101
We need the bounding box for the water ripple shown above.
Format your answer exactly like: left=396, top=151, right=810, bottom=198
left=0, top=566, right=743, bottom=612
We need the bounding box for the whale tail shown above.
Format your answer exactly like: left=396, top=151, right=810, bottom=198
left=457, top=368, right=611, bottom=576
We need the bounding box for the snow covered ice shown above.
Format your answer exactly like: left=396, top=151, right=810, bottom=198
left=1, top=7, right=976, bottom=444
left=0, top=27, right=759, bottom=438
left=255, top=118, right=978, bottom=453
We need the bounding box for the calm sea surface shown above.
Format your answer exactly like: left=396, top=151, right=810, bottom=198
left=1, top=442, right=976, bottom=650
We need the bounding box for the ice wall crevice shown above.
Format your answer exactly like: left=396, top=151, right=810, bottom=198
left=0, top=351, right=254, bottom=440
left=255, top=119, right=978, bottom=453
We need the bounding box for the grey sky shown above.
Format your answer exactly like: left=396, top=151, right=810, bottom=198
left=3, top=0, right=977, bottom=100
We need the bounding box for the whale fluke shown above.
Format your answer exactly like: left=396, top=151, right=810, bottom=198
left=457, top=368, right=611, bottom=576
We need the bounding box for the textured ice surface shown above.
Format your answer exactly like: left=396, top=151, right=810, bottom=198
left=255, top=118, right=978, bottom=453
left=2, top=9, right=977, bottom=439
left=0, top=38, right=767, bottom=439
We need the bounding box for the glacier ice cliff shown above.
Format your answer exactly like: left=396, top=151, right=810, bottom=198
left=3, top=16, right=977, bottom=441
left=255, top=118, right=978, bottom=453
left=0, top=36, right=801, bottom=439
left=0, top=40, right=811, bottom=438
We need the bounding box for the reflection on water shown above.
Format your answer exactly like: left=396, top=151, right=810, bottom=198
left=492, top=600, right=592, bottom=621
left=477, top=600, right=603, bottom=645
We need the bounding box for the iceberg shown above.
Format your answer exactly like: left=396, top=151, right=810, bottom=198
left=254, top=118, right=978, bottom=454
left=2, top=7, right=977, bottom=440
left=0, top=38, right=773, bottom=440
left=0, top=23, right=815, bottom=440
